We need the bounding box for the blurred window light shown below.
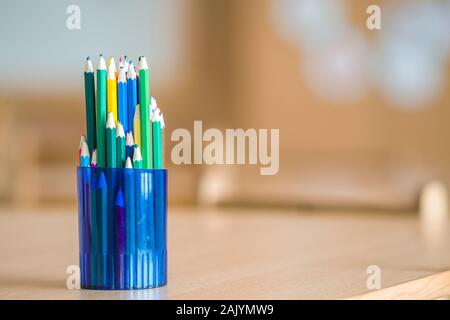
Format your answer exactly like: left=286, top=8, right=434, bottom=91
left=0, top=0, right=185, bottom=92
left=385, top=1, right=450, bottom=61
left=371, top=39, right=444, bottom=109
left=271, top=0, right=450, bottom=109
left=372, top=1, right=450, bottom=109
left=302, top=32, right=368, bottom=103
left=272, top=0, right=350, bottom=53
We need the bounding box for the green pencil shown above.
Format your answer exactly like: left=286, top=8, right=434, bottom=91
left=151, top=101, right=164, bottom=169
left=96, top=55, right=107, bottom=167
left=106, top=112, right=117, bottom=168
left=139, top=56, right=152, bottom=169
left=84, top=57, right=96, bottom=153
left=133, top=145, right=143, bottom=169
left=116, top=122, right=126, bottom=168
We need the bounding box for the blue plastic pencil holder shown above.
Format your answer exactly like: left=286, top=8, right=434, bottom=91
left=77, top=167, right=167, bottom=290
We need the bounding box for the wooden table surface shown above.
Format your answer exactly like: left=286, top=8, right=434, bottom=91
left=0, top=207, right=450, bottom=300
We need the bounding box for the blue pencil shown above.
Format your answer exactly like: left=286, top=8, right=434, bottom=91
left=135, top=167, right=143, bottom=288
left=115, top=188, right=126, bottom=289
left=106, top=169, right=117, bottom=288
left=127, top=61, right=137, bottom=134
left=77, top=168, right=86, bottom=288
left=97, top=172, right=108, bottom=288
left=136, top=57, right=140, bottom=105
left=125, top=132, right=135, bottom=160
left=79, top=141, right=91, bottom=286
left=79, top=141, right=90, bottom=167
left=123, top=157, right=136, bottom=288
left=89, top=171, right=98, bottom=288
left=118, top=67, right=128, bottom=133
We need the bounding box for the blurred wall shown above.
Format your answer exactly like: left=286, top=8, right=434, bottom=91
left=0, top=0, right=449, bottom=210
left=207, top=0, right=450, bottom=210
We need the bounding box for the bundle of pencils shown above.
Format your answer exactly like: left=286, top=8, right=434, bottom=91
left=78, top=55, right=167, bottom=290
left=80, top=55, right=165, bottom=170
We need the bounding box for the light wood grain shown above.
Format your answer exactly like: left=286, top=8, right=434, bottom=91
left=351, top=270, right=450, bottom=300
left=0, top=207, right=449, bottom=299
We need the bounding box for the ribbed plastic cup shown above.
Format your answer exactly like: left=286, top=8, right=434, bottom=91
left=77, top=167, right=167, bottom=290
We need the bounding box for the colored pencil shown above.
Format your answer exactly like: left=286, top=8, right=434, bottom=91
left=107, top=64, right=118, bottom=125
left=133, top=104, right=141, bottom=147
left=97, top=172, right=108, bottom=288
left=124, top=157, right=135, bottom=288
left=136, top=56, right=140, bottom=105
left=84, top=57, right=96, bottom=153
left=118, top=67, right=128, bottom=133
left=123, top=56, right=129, bottom=75
left=118, top=56, right=125, bottom=70
left=79, top=154, right=91, bottom=287
left=96, top=55, right=107, bottom=167
left=125, top=157, right=133, bottom=169
left=90, top=148, right=97, bottom=167
left=133, top=145, right=143, bottom=169
left=152, top=103, right=165, bottom=169
left=150, top=96, right=157, bottom=114
left=78, top=135, right=86, bottom=158
left=126, top=132, right=135, bottom=160
left=80, top=141, right=90, bottom=167
left=106, top=112, right=117, bottom=168
left=116, top=122, right=126, bottom=168
left=108, top=57, right=117, bottom=79
left=89, top=172, right=98, bottom=287
left=139, top=56, right=153, bottom=169
left=115, top=188, right=126, bottom=289
left=106, top=111, right=118, bottom=288
left=127, top=61, right=137, bottom=134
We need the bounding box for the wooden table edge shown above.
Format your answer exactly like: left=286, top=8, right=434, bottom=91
left=348, top=270, right=450, bottom=300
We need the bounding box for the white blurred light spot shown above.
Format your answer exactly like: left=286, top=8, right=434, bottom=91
left=303, top=33, right=368, bottom=103
left=420, top=180, right=448, bottom=225
left=420, top=180, right=449, bottom=251
left=387, top=2, right=450, bottom=61
left=272, top=0, right=349, bottom=52
left=373, top=40, right=443, bottom=109
left=198, top=168, right=234, bottom=206
left=271, top=0, right=450, bottom=108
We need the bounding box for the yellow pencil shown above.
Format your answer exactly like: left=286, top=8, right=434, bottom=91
left=134, top=104, right=141, bottom=147
left=108, top=57, right=117, bottom=79
left=107, top=63, right=118, bottom=124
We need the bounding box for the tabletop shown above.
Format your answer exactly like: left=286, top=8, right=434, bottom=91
left=0, top=206, right=449, bottom=299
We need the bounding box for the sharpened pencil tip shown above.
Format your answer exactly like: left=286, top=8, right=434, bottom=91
left=133, top=145, right=142, bottom=162
left=80, top=140, right=90, bottom=157
left=116, top=122, right=125, bottom=138
left=125, top=157, right=133, bottom=169
left=140, top=56, right=148, bottom=69
left=98, top=172, right=107, bottom=188
left=126, top=132, right=134, bottom=146
left=98, top=55, right=106, bottom=69
left=106, top=112, right=116, bottom=129
left=115, top=188, right=125, bottom=207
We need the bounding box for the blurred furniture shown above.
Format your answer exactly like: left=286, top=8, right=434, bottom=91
left=0, top=207, right=449, bottom=299
left=0, top=97, right=198, bottom=207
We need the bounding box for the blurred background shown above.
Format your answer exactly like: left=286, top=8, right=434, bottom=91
left=0, top=0, right=449, bottom=212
